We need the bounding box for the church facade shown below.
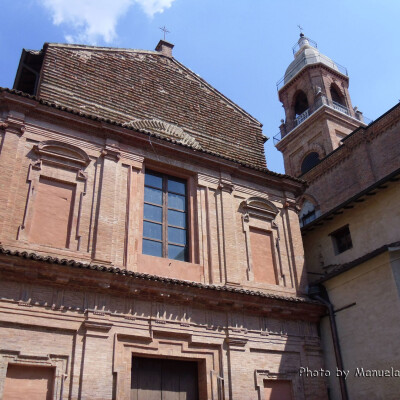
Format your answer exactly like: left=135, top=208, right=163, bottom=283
left=0, top=41, right=327, bottom=399
left=275, top=34, right=400, bottom=400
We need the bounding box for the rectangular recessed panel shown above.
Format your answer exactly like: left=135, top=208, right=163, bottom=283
left=29, top=177, right=75, bottom=248
left=3, top=364, right=55, bottom=400
left=264, top=379, right=293, bottom=400
left=249, top=227, right=276, bottom=285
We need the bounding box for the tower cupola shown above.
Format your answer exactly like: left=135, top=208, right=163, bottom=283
left=274, top=34, right=366, bottom=177
left=284, top=34, right=342, bottom=86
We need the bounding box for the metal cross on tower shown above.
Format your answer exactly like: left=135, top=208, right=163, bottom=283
left=159, top=26, right=170, bottom=40
left=297, top=24, right=304, bottom=34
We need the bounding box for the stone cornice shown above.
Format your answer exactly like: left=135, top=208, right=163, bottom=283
left=0, top=245, right=324, bottom=321
left=276, top=104, right=362, bottom=152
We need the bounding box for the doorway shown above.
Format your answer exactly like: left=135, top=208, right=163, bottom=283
left=131, top=356, right=199, bottom=400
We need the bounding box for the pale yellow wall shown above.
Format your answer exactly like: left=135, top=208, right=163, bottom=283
left=303, top=182, right=400, bottom=276
left=320, top=252, right=400, bottom=399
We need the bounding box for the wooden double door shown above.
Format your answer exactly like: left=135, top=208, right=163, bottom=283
left=131, top=357, right=199, bottom=400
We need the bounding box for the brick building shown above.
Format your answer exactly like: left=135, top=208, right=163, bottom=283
left=0, top=40, right=328, bottom=399
left=275, top=34, right=400, bottom=400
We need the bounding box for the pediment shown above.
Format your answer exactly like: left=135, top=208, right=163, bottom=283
left=241, top=197, right=279, bottom=220
left=123, top=118, right=202, bottom=150
left=34, top=140, right=90, bottom=168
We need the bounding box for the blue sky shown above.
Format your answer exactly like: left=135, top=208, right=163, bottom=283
left=1, top=0, right=399, bottom=173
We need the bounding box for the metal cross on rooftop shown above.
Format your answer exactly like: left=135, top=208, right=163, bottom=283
left=159, top=26, right=170, bottom=40
left=297, top=24, right=304, bottom=34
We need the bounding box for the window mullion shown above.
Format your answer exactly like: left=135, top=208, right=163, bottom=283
left=162, top=175, right=168, bottom=258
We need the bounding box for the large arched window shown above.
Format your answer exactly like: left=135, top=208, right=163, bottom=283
left=301, top=152, right=320, bottom=174
left=330, top=85, right=345, bottom=106
left=294, top=90, right=309, bottom=117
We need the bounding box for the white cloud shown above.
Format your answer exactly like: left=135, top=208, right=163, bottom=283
left=135, top=0, right=174, bottom=17
left=40, top=0, right=175, bottom=44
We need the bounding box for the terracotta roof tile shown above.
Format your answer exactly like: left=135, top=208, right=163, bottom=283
left=0, top=245, right=318, bottom=305
left=315, top=241, right=400, bottom=282
left=36, top=43, right=267, bottom=168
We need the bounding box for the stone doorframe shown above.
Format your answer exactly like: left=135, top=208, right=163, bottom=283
left=0, top=350, right=69, bottom=400
left=113, top=332, right=224, bottom=400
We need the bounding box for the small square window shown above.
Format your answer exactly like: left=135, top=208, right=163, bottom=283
left=330, top=225, right=353, bottom=254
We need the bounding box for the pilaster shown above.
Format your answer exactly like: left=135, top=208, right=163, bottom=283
left=0, top=115, right=26, bottom=238
left=93, top=139, right=121, bottom=264
left=218, top=174, right=240, bottom=285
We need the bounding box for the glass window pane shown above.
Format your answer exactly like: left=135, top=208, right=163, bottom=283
left=143, top=221, right=162, bottom=240
left=144, top=204, right=162, bottom=222
left=145, top=171, right=162, bottom=189
left=168, top=244, right=186, bottom=261
left=144, top=186, right=162, bottom=205
left=168, top=227, right=187, bottom=245
left=168, top=209, right=186, bottom=228
left=143, top=239, right=162, bottom=257
left=168, top=178, right=186, bottom=195
left=168, top=193, right=186, bottom=211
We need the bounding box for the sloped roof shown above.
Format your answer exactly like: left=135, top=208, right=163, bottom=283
left=34, top=43, right=267, bottom=169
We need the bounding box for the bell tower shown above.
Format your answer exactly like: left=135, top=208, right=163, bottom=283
left=274, top=33, right=366, bottom=177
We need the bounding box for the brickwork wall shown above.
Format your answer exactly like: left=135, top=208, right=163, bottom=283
left=276, top=62, right=364, bottom=178
left=0, top=93, right=327, bottom=399
left=0, top=271, right=327, bottom=400
left=0, top=101, right=306, bottom=297
left=303, top=107, right=400, bottom=214
left=277, top=109, right=361, bottom=177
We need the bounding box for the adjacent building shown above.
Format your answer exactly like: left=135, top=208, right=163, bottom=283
left=275, top=34, right=400, bottom=400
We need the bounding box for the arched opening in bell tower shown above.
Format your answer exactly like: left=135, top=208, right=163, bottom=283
left=293, top=90, right=309, bottom=117
left=330, top=84, right=345, bottom=106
